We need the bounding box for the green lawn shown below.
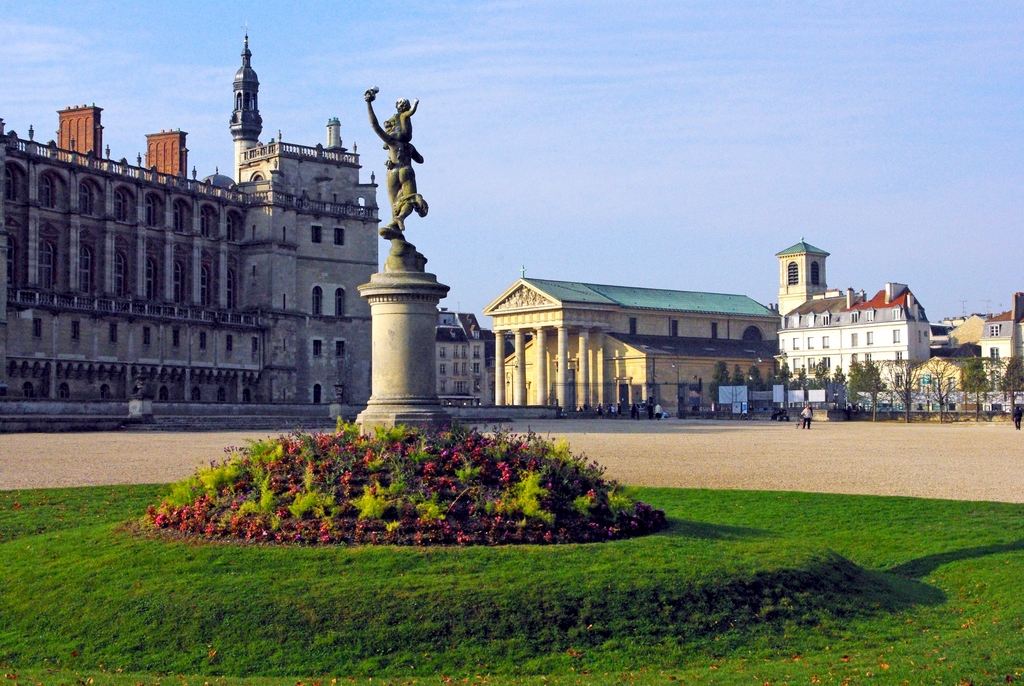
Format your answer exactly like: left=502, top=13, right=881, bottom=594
left=1, top=484, right=1023, bottom=685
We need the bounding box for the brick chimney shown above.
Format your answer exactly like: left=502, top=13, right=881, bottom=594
left=146, top=129, right=188, bottom=176
left=58, top=104, right=103, bottom=155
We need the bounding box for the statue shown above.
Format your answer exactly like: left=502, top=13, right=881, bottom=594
left=365, top=87, right=429, bottom=243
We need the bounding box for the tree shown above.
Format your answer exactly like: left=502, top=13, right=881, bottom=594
left=832, top=366, right=846, bottom=388
left=812, top=360, right=830, bottom=389
left=848, top=360, right=884, bottom=421
left=730, top=364, right=745, bottom=387
left=959, top=356, right=987, bottom=421
left=795, top=366, right=809, bottom=392
left=884, top=358, right=927, bottom=423
left=924, top=359, right=960, bottom=423
left=999, top=356, right=1024, bottom=414
left=746, top=364, right=764, bottom=391
left=778, top=362, right=792, bottom=388
left=709, top=361, right=729, bottom=408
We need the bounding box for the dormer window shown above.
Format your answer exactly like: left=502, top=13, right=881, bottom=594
left=851, top=312, right=860, bottom=323
left=866, top=309, right=875, bottom=322
left=892, top=306, right=904, bottom=320
left=822, top=312, right=831, bottom=326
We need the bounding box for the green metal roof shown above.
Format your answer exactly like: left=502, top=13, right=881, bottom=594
left=523, top=278, right=777, bottom=318
left=775, top=239, right=829, bottom=257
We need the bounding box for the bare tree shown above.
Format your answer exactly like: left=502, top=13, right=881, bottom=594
left=924, top=359, right=960, bottom=423
left=959, top=356, right=988, bottom=421
left=884, top=358, right=927, bottom=423
left=999, top=356, right=1024, bottom=414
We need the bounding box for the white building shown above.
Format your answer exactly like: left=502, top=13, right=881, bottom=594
left=774, top=241, right=931, bottom=374
left=980, top=293, right=1024, bottom=361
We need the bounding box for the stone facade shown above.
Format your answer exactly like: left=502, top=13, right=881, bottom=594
left=0, top=38, right=378, bottom=404
left=980, top=293, right=1024, bottom=361
left=435, top=309, right=495, bottom=406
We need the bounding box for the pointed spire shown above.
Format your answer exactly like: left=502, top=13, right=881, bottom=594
left=241, top=33, right=252, bottom=66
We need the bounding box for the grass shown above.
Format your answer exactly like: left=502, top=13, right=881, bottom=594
left=1, top=485, right=1023, bottom=685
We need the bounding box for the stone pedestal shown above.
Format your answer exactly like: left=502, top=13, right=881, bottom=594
left=356, top=263, right=450, bottom=434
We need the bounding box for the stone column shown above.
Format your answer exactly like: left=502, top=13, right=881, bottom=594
left=557, top=325, right=569, bottom=408
left=135, top=227, right=147, bottom=297
left=513, top=329, right=526, bottom=406
left=27, top=211, right=38, bottom=285
left=68, top=222, right=80, bottom=291
left=579, top=329, right=590, bottom=408
left=218, top=244, right=229, bottom=308
left=191, top=238, right=201, bottom=304
left=535, top=327, right=548, bottom=406
left=164, top=238, right=174, bottom=302
left=595, top=332, right=605, bottom=406
left=494, top=331, right=505, bottom=406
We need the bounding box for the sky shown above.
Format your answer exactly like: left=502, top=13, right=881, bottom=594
left=1, top=1, right=1022, bottom=321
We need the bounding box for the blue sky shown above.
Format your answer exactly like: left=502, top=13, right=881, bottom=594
left=2, top=1, right=1022, bottom=320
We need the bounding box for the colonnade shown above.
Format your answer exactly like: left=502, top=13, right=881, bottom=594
left=494, top=326, right=605, bottom=408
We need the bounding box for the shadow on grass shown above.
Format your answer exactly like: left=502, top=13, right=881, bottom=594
left=889, top=539, right=1024, bottom=579
left=661, top=518, right=774, bottom=540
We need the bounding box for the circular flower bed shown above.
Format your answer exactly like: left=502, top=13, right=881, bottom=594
left=145, top=424, right=667, bottom=546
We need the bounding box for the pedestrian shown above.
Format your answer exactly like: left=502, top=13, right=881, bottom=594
left=647, top=401, right=654, bottom=420
left=801, top=403, right=813, bottom=429
left=1014, top=405, right=1022, bottom=430
left=654, top=403, right=663, bottom=419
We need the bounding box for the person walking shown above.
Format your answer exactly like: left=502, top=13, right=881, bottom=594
left=654, top=403, right=663, bottom=419
left=1014, top=405, right=1022, bottom=430
left=800, top=403, right=813, bottom=429
left=647, top=401, right=655, bottom=420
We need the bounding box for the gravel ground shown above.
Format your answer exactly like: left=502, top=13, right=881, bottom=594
left=1, top=419, right=1022, bottom=502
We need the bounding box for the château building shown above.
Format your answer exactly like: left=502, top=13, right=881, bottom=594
left=435, top=309, right=496, bottom=407
left=0, top=37, right=378, bottom=404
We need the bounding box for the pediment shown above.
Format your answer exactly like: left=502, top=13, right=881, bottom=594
left=491, top=285, right=556, bottom=312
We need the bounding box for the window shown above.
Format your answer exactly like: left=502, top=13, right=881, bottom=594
left=313, top=339, right=322, bottom=356
left=200, top=266, right=211, bottom=306
left=311, top=286, right=323, bottom=315
left=242, top=388, right=251, bottom=402
left=100, top=384, right=110, bottom=400
left=711, top=322, right=718, bottom=339
left=78, top=246, right=92, bottom=292
left=252, top=336, right=259, bottom=354
left=850, top=333, right=859, bottom=347
left=6, top=236, right=15, bottom=285
left=142, top=326, right=151, bottom=346
left=439, top=346, right=447, bottom=359
left=32, top=317, right=42, bottom=338
left=787, top=261, right=798, bottom=285
left=866, top=310, right=875, bottom=322
left=191, top=387, right=201, bottom=401
left=629, top=317, right=637, bottom=335
left=172, top=328, right=180, bottom=347
left=172, top=262, right=185, bottom=303
left=39, top=175, right=55, bottom=208
left=159, top=386, right=170, bottom=401
left=866, top=331, right=874, bottom=346
left=145, top=194, right=160, bottom=226
left=989, top=324, right=1002, bottom=337
left=807, top=358, right=816, bottom=368
left=991, top=347, right=1000, bottom=359
left=334, top=288, right=345, bottom=316
left=670, top=319, right=678, bottom=337
left=335, top=340, right=345, bottom=357
left=334, top=228, right=344, bottom=245
left=226, top=334, right=233, bottom=352
left=226, top=269, right=236, bottom=309
left=114, top=252, right=128, bottom=297
left=822, top=357, right=831, bottom=369
left=313, top=384, right=322, bottom=404
left=473, top=362, right=480, bottom=374
left=462, top=362, right=467, bottom=374
left=895, top=351, right=903, bottom=361
left=173, top=200, right=191, bottom=232
left=109, top=323, right=117, bottom=344
left=851, top=353, right=858, bottom=363
left=311, top=225, right=322, bottom=243
left=22, top=382, right=34, bottom=398
left=822, top=313, right=831, bottom=326
left=4, top=167, right=15, bottom=201
left=893, top=329, right=901, bottom=344
left=864, top=353, right=872, bottom=362
left=199, top=206, right=217, bottom=238
left=226, top=212, right=242, bottom=241
left=807, top=338, right=815, bottom=350
left=217, top=387, right=227, bottom=402
left=806, top=313, right=815, bottom=327
left=440, top=363, right=447, bottom=375
left=473, top=346, right=480, bottom=359
left=58, top=383, right=70, bottom=399
left=810, top=261, right=820, bottom=285
left=892, top=306, right=904, bottom=320
left=38, top=242, right=55, bottom=289
left=792, top=338, right=800, bottom=350
left=822, top=336, right=830, bottom=349
left=113, top=189, right=129, bottom=222
left=851, top=312, right=860, bottom=323
left=145, top=258, right=158, bottom=299
left=439, top=380, right=447, bottom=393
left=71, top=320, right=80, bottom=341
left=199, top=332, right=207, bottom=350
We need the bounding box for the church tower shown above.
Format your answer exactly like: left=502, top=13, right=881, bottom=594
left=776, top=239, right=829, bottom=315
left=230, top=35, right=263, bottom=182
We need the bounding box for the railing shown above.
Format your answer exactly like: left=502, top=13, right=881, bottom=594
left=240, top=140, right=359, bottom=166
left=3, top=136, right=247, bottom=202
left=246, top=189, right=377, bottom=220
left=9, top=289, right=263, bottom=328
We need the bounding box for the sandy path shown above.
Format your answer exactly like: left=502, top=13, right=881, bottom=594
left=1, top=420, right=1022, bottom=502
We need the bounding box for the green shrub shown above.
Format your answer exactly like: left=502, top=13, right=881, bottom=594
left=164, top=476, right=202, bottom=507
left=197, top=461, right=242, bottom=496
left=288, top=491, right=332, bottom=519
left=353, top=484, right=387, bottom=520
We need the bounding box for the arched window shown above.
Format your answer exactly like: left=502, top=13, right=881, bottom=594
left=217, top=387, right=226, bottom=402
left=335, top=287, right=345, bottom=316
left=226, top=212, right=242, bottom=241
left=158, top=385, right=169, bottom=401
left=58, top=383, right=70, bottom=399
left=172, top=262, right=185, bottom=303
left=250, top=173, right=264, bottom=182
left=38, top=241, right=55, bottom=289
left=172, top=200, right=191, bottom=232
left=787, top=261, right=798, bottom=286
left=200, top=266, right=211, bottom=306
left=311, top=286, right=322, bottom=315
left=78, top=246, right=93, bottom=292
left=22, top=382, right=34, bottom=398
left=242, top=388, right=251, bottom=403
left=145, top=257, right=158, bottom=299
left=7, top=236, right=16, bottom=286
left=4, top=166, right=17, bottom=201
left=39, top=175, right=55, bottom=208
left=810, top=261, right=820, bottom=286
left=191, top=386, right=201, bottom=401
left=312, top=384, right=322, bottom=404
left=199, top=206, right=217, bottom=238
left=742, top=326, right=763, bottom=342
left=145, top=194, right=161, bottom=226
left=100, top=384, right=110, bottom=400
left=226, top=268, right=236, bottom=309
left=113, top=189, right=131, bottom=222
left=78, top=182, right=94, bottom=215
left=114, top=252, right=128, bottom=296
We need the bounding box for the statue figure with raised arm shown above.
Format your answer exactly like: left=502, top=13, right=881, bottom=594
left=365, top=87, right=429, bottom=242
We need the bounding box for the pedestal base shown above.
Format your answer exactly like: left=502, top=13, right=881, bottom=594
left=356, top=403, right=451, bottom=434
